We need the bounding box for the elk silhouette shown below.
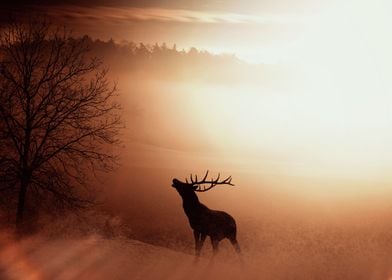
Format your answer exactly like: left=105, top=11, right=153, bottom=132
left=172, top=171, right=240, bottom=257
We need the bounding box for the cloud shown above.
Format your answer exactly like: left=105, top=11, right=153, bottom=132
left=37, top=5, right=298, bottom=25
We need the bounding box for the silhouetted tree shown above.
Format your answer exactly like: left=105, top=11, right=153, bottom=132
left=0, top=19, right=122, bottom=228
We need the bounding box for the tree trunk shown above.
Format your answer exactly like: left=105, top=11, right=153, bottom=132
left=16, top=178, right=28, bottom=227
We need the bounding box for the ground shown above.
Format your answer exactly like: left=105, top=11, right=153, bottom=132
left=0, top=232, right=246, bottom=280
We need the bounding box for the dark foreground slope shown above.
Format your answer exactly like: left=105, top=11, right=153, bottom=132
left=0, top=231, right=246, bottom=280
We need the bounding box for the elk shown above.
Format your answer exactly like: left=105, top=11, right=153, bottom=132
left=171, top=171, right=240, bottom=257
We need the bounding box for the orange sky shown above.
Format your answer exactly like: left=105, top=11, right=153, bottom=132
left=4, top=0, right=392, bottom=197
left=1, top=0, right=338, bottom=63
left=106, top=0, right=392, bottom=196
left=3, top=4, right=392, bottom=278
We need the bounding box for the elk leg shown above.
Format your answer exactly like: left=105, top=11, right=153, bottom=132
left=229, top=237, right=241, bottom=254
left=211, top=237, right=219, bottom=255
left=193, top=230, right=201, bottom=256
left=195, top=233, right=207, bottom=256
left=199, top=233, right=207, bottom=252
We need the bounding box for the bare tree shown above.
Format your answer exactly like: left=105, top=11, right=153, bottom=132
left=0, top=19, right=122, bottom=227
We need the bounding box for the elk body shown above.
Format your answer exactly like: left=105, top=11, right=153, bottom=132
left=171, top=171, right=241, bottom=257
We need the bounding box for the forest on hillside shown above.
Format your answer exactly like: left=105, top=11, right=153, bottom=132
left=80, top=36, right=289, bottom=87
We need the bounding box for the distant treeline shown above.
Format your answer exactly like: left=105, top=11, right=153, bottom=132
left=83, top=36, right=240, bottom=64
left=76, top=36, right=288, bottom=86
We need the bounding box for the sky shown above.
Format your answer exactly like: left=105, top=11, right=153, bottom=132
left=6, top=0, right=390, bottom=178
left=3, top=0, right=392, bottom=195
left=0, top=0, right=337, bottom=63
left=4, top=3, right=392, bottom=277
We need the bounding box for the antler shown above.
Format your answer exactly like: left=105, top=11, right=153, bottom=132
left=186, top=170, right=234, bottom=192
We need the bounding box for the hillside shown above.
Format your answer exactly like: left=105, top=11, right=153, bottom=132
left=0, top=232, right=246, bottom=280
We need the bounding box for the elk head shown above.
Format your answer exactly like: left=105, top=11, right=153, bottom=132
left=172, top=170, right=234, bottom=197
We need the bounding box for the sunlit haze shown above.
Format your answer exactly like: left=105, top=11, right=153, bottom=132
left=2, top=0, right=392, bottom=279
left=111, top=0, right=392, bottom=196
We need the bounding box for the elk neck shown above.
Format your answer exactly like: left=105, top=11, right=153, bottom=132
left=180, top=191, right=202, bottom=212
left=179, top=190, right=199, bottom=204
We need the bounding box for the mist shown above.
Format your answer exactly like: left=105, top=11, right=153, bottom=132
left=90, top=41, right=392, bottom=278
left=2, top=35, right=392, bottom=279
